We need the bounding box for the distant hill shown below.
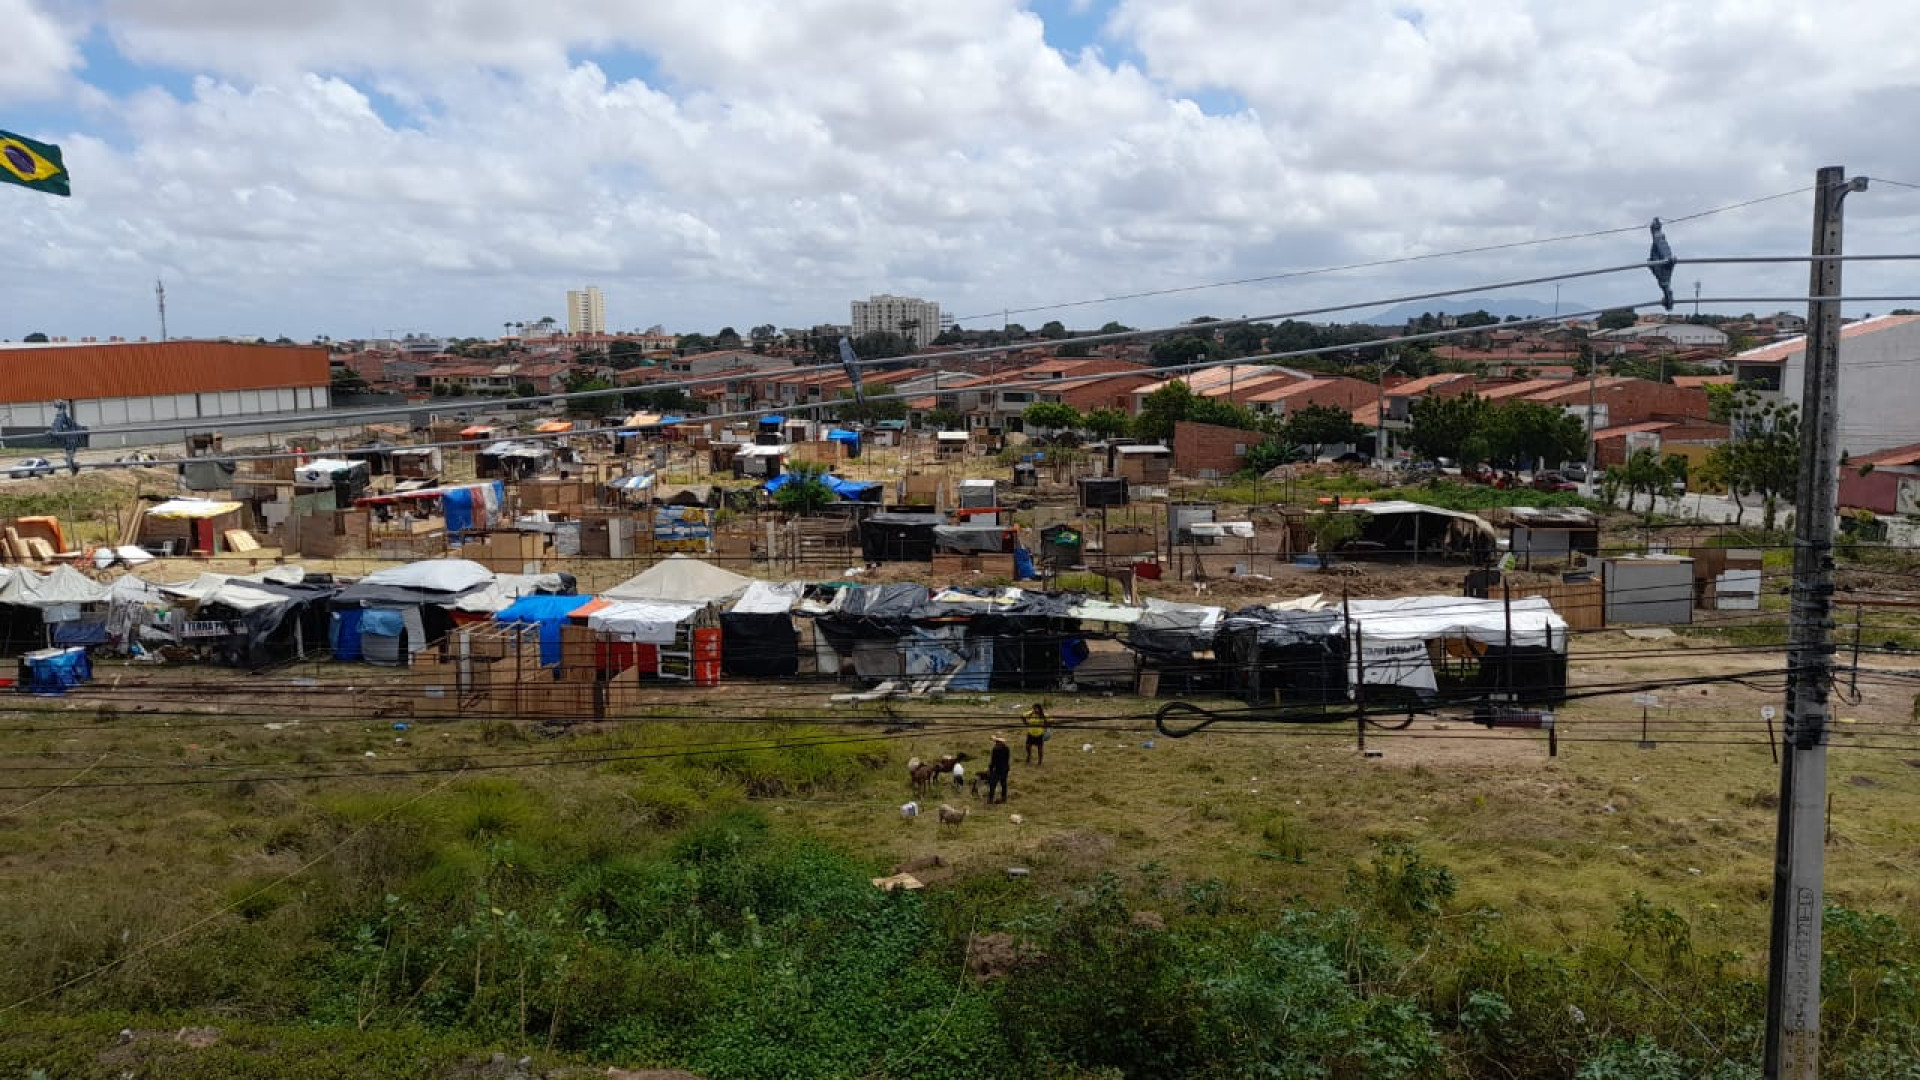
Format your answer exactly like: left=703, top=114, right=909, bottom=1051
left=1366, top=297, right=1594, bottom=325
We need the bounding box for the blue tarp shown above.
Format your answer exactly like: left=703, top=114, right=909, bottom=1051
left=443, top=487, right=475, bottom=536
left=330, top=609, right=364, bottom=661
left=827, top=429, right=861, bottom=444
left=762, top=472, right=881, bottom=501
left=497, top=594, right=591, bottom=666
left=20, top=647, right=90, bottom=695
left=759, top=415, right=785, bottom=426
left=360, top=609, right=405, bottom=637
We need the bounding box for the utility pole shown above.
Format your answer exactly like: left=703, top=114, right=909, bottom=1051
left=1584, top=357, right=1598, bottom=479
left=1375, top=352, right=1393, bottom=462
left=155, top=279, right=168, bottom=342
left=1764, top=165, right=1868, bottom=1080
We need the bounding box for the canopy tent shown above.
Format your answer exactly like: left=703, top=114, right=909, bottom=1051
left=496, top=593, right=596, bottom=665
left=1217, top=606, right=1347, bottom=705
left=602, top=555, right=755, bottom=606
left=0, top=565, right=111, bottom=655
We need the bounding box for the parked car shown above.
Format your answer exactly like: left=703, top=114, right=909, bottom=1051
left=3, top=457, right=54, bottom=479
left=1330, top=451, right=1372, bottom=466
left=1531, top=471, right=1579, bottom=493
left=1559, top=463, right=1589, bottom=482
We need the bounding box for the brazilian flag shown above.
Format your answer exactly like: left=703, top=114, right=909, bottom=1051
left=0, top=129, right=70, bottom=197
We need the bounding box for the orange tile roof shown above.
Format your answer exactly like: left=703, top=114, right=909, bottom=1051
left=1475, top=378, right=1571, bottom=401
left=1592, top=421, right=1676, bottom=439
left=1851, top=441, right=1920, bottom=468
left=1731, top=313, right=1920, bottom=364
left=1385, top=372, right=1475, bottom=397
left=1671, top=374, right=1735, bottom=388
left=0, top=341, right=327, bottom=404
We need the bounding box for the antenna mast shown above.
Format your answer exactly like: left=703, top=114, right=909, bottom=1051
left=156, top=279, right=169, bottom=342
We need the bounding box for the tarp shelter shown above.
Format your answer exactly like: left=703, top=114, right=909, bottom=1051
left=815, top=584, right=930, bottom=680
left=1129, top=598, right=1226, bottom=695
left=861, top=513, right=943, bottom=562
left=933, top=523, right=1013, bottom=554
left=294, top=458, right=371, bottom=500
left=389, top=447, right=442, bottom=480
left=451, top=571, right=577, bottom=618
left=602, top=555, right=754, bottom=606
left=732, top=443, right=789, bottom=477
left=826, top=428, right=862, bottom=458
left=104, top=574, right=169, bottom=652
left=353, top=481, right=505, bottom=538
left=722, top=581, right=803, bottom=677
left=1337, top=500, right=1497, bottom=563
left=1342, top=595, right=1569, bottom=702
left=332, top=559, right=496, bottom=664
left=476, top=440, right=553, bottom=481
left=1218, top=605, right=1347, bottom=705
left=587, top=601, right=704, bottom=644
left=0, top=565, right=111, bottom=654
left=496, top=593, right=596, bottom=665
left=17, top=646, right=90, bottom=694
left=164, top=568, right=340, bottom=668
left=142, top=498, right=247, bottom=555
left=917, top=587, right=1080, bottom=691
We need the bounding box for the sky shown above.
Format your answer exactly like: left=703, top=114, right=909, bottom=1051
left=5, top=0, right=1920, bottom=343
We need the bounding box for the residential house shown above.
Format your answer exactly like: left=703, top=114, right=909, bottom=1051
left=1243, top=376, right=1377, bottom=419
left=1839, top=442, right=1920, bottom=514
left=1173, top=420, right=1270, bottom=478
left=1731, top=313, right=1920, bottom=455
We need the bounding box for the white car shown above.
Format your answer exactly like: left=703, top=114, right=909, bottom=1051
left=3, top=457, right=54, bottom=479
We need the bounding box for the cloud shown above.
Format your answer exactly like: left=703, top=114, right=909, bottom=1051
left=7, top=0, right=1920, bottom=340
left=0, top=0, right=84, bottom=102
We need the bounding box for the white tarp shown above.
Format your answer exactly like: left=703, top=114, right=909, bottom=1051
left=451, top=572, right=572, bottom=614
left=1353, top=637, right=1439, bottom=693
left=731, top=580, right=804, bottom=615
left=294, top=458, right=357, bottom=485
left=146, top=498, right=242, bottom=519
left=604, top=555, right=754, bottom=605
left=1066, top=598, right=1147, bottom=625
left=587, top=601, right=703, bottom=643
left=1340, top=500, right=1498, bottom=543
left=1342, top=595, right=1568, bottom=651
left=1186, top=521, right=1255, bottom=538
left=357, top=559, right=494, bottom=594
left=0, top=564, right=110, bottom=607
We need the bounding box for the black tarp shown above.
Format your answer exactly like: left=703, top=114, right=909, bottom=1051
left=720, top=612, right=799, bottom=677
left=0, top=603, right=44, bottom=656
left=932, top=524, right=1010, bottom=554
left=1471, top=645, right=1568, bottom=704
left=202, top=579, right=339, bottom=669
left=1218, top=607, right=1348, bottom=705
left=859, top=514, right=942, bottom=562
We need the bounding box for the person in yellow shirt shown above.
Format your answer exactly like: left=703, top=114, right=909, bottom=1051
left=1024, top=703, right=1051, bottom=766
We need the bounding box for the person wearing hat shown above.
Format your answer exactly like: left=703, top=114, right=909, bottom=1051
left=984, top=734, right=1011, bottom=804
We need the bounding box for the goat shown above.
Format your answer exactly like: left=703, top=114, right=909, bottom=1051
left=908, top=760, right=941, bottom=797
left=937, top=803, right=969, bottom=826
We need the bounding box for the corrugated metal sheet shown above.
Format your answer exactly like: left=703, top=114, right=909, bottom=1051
left=0, top=342, right=327, bottom=403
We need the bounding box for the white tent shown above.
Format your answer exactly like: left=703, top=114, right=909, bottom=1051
left=0, top=564, right=109, bottom=606
left=730, top=580, right=804, bottom=614
left=587, top=601, right=705, bottom=643
left=603, top=555, right=755, bottom=606
left=357, top=559, right=494, bottom=594
left=1341, top=595, right=1568, bottom=650
left=451, top=572, right=574, bottom=615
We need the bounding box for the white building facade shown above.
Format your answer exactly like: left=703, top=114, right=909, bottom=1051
left=850, top=293, right=942, bottom=347
left=1733, top=313, right=1920, bottom=456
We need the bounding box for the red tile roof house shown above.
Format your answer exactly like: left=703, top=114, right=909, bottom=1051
left=1243, top=376, right=1378, bottom=418
left=1839, top=442, right=1920, bottom=514
left=1127, top=365, right=1305, bottom=413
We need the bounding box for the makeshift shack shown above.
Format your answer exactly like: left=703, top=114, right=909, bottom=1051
left=1128, top=598, right=1226, bottom=696
left=1111, top=444, right=1172, bottom=484
left=140, top=499, right=248, bottom=556
left=476, top=440, right=553, bottom=481
left=331, top=559, right=495, bottom=664
left=1218, top=604, right=1346, bottom=705
left=1329, top=500, right=1497, bottom=564
left=935, top=431, right=970, bottom=459
left=860, top=513, right=943, bottom=562
left=1504, top=507, right=1601, bottom=568
left=161, top=567, right=340, bottom=668
left=732, top=443, right=789, bottom=478
left=1600, top=555, right=1695, bottom=625
left=722, top=580, right=804, bottom=677
left=1342, top=595, right=1570, bottom=704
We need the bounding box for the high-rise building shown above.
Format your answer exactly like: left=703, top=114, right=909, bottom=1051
left=566, top=286, right=606, bottom=335
left=850, top=293, right=941, bottom=348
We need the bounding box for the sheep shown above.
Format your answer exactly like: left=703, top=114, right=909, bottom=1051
left=937, top=804, right=969, bottom=826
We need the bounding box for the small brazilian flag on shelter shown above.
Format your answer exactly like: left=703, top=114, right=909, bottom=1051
left=0, top=129, right=70, bottom=197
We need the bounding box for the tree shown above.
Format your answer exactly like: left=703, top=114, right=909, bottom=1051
left=1004, top=323, right=1028, bottom=339
left=1455, top=310, right=1499, bottom=329
left=1022, top=401, right=1083, bottom=433
left=1038, top=320, right=1068, bottom=340
left=562, top=372, right=617, bottom=417
left=1149, top=334, right=1217, bottom=369
left=675, top=332, right=712, bottom=354
left=514, top=381, right=539, bottom=398
left=924, top=406, right=965, bottom=431
left=1404, top=393, right=1490, bottom=464
left=1097, top=321, right=1134, bottom=334
left=1243, top=438, right=1302, bottom=475
left=832, top=389, right=905, bottom=425
left=852, top=330, right=912, bottom=360
left=714, top=326, right=742, bottom=349
left=330, top=366, right=370, bottom=393
left=1709, top=387, right=1800, bottom=529
left=1596, top=308, right=1638, bottom=331
left=1479, top=400, right=1587, bottom=469
left=773, top=461, right=836, bottom=516
left=23, top=331, right=48, bottom=343
left=1132, top=380, right=1258, bottom=442
left=1222, top=323, right=1269, bottom=357
left=624, top=386, right=694, bottom=414
left=1616, top=448, right=1677, bottom=514
left=750, top=324, right=778, bottom=341
left=606, top=339, right=647, bottom=370
left=1084, top=407, right=1132, bottom=440
left=1278, top=403, right=1370, bottom=460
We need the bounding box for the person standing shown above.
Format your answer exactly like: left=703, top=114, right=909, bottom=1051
left=985, top=734, right=1011, bottom=803
left=1024, top=703, right=1051, bottom=766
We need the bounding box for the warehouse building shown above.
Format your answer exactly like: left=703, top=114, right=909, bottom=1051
left=0, top=341, right=332, bottom=448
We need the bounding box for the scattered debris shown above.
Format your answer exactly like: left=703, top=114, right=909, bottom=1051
left=871, top=873, right=924, bottom=892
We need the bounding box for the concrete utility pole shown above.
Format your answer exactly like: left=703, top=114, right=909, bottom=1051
left=1375, top=352, right=1393, bottom=462
left=1764, top=165, right=1868, bottom=1080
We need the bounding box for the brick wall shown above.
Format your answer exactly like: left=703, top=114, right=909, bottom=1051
left=1531, top=378, right=1710, bottom=425
left=1059, top=372, right=1157, bottom=413
left=1173, top=420, right=1269, bottom=479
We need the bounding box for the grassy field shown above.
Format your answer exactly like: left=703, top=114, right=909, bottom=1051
left=2, top=630, right=1919, bottom=1077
